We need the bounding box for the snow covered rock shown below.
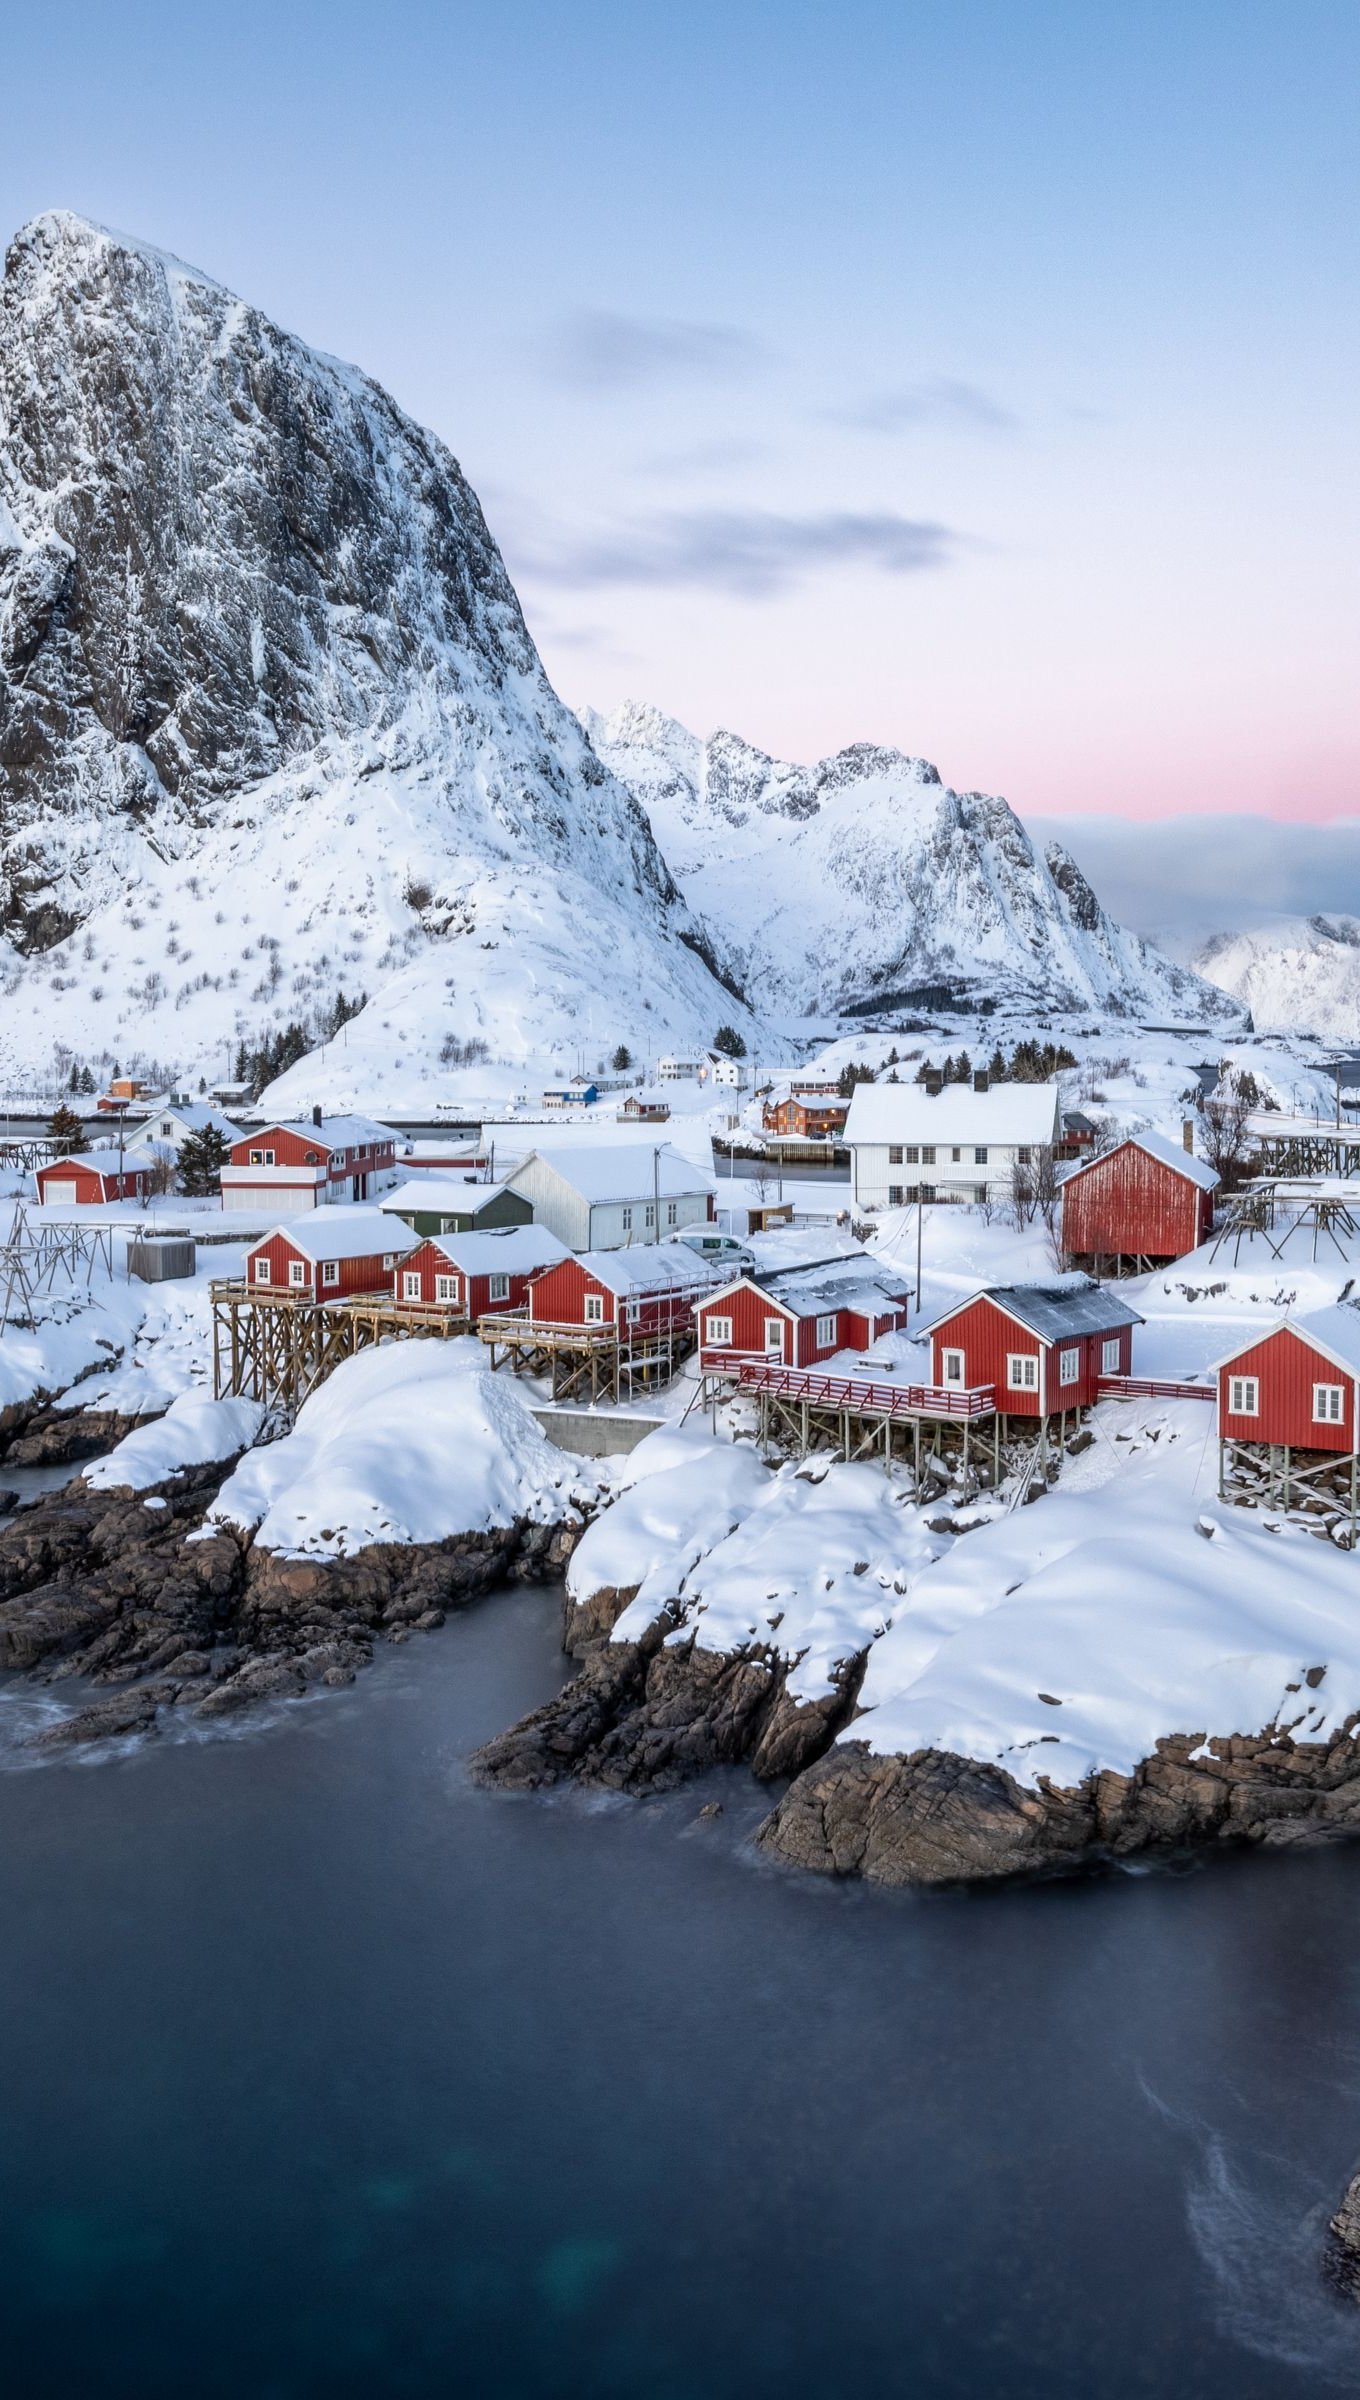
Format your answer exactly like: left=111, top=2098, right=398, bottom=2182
left=1192, top=915, right=1360, bottom=1038
left=583, top=699, right=1240, bottom=1023
left=0, top=212, right=757, bottom=1095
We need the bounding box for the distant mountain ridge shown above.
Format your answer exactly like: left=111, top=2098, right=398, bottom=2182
left=1191, top=915, right=1360, bottom=1039
left=582, top=701, right=1241, bottom=1024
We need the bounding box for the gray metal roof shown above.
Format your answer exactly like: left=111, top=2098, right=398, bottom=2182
left=924, top=1277, right=1144, bottom=1344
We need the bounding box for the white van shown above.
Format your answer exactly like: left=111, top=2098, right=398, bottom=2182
left=666, top=1227, right=754, bottom=1272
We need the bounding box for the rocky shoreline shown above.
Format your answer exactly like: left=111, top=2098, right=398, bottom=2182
left=0, top=1460, right=579, bottom=1750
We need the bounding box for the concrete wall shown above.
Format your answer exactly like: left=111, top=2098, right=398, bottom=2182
left=530, top=1409, right=664, bottom=1457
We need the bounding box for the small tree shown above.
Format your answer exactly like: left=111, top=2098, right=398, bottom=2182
left=178, top=1124, right=232, bottom=1198
left=1196, top=1075, right=1257, bottom=1192
left=47, top=1101, right=88, bottom=1155
left=712, top=1025, right=747, bottom=1059
left=611, top=1044, right=633, bottom=1073
left=837, top=1061, right=877, bottom=1100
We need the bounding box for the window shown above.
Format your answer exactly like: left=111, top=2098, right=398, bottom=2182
left=951, top=1147, right=961, bottom=1164
left=488, top=1274, right=510, bottom=1303
left=1017, top=1146, right=1031, bottom=1164
left=666, top=1202, right=678, bottom=1227
left=1007, top=1353, right=1039, bottom=1391
left=289, top=1260, right=308, bottom=1287
left=921, top=1145, right=936, bottom=1166
left=888, top=1185, right=904, bottom=1207
left=584, top=1292, right=605, bottom=1324
left=1101, top=1337, right=1121, bottom=1373
left=972, top=1185, right=987, bottom=1203
left=815, top=1313, right=838, bottom=1348
left=707, top=1314, right=733, bottom=1347
left=161, top=1119, right=172, bottom=1136
left=253, top=1256, right=270, bottom=1284
left=920, top=1183, right=936, bottom=1204
left=304, top=1151, right=318, bottom=1166
left=403, top=1271, right=422, bottom=1301
left=941, top=1347, right=965, bottom=1387
left=1314, top=1383, right=1346, bottom=1425
left=621, top=1207, right=633, bottom=1232
left=974, top=1146, right=988, bottom=1165
left=644, top=1204, right=655, bottom=1228
left=382, top=1253, right=395, bottom=1271
left=1059, top=1346, right=1080, bottom=1386
left=889, top=1145, right=903, bottom=1165
left=322, top=1260, right=339, bottom=1287
left=764, top=1319, right=784, bottom=1355
left=435, top=1274, right=459, bottom=1305
left=1229, top=1375, right=1259, bottom=1417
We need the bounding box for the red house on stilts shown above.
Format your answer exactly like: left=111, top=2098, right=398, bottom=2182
left=1214, top=1306, right=1360, bottom=1535
left=922, top=1280, right=1142, bottom=1420
left=1059, top=1128, right=1219, bottom=1272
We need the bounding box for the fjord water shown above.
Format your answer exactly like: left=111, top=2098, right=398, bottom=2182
left=4, top=1589, right=1360, bottom=2399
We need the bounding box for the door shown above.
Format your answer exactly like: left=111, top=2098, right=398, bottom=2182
left=764, top=1318, right=784, bottom=1359
left=44, top=1181, right=79, bottom=1205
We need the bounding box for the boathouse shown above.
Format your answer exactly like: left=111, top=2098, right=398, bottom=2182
left=695, top=1255, right=908, bottom=1371
left=1214, top=1307, right=1360, bottom=1532
left=245, top=1209, right=416, bottom=1298
left=393, top=1225, right=568, bottom=1317
left=1060, top=1127, right=1218, bottom=1271
left=922, top=1280, right=1142, bottom=1418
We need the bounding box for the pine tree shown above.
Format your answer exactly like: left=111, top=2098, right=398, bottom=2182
left=178, top=1124, right=231, bottom=1197
left=47, top=1102, right=88, bottom=1154
left=611, top=1044, right=633, bottom=1073
left=712, top=1025, right=747, bottom=1059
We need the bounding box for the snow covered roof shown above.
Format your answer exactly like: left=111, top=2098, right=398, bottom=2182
left=514, top=1144, right=713, bottom=1203
left=261, top=1115, right=395, bottom=1150
left=1062, top=1127, right=1220, bottom=1193
left=133, top=1102, right=241, bottom=1138
left=419, top=1226, right=568, bottom=1276
left=44, top=1147, right=155, bottom=1174
left=842, top=1081, right=1061, bottom=1147
left=922, top=1277, right=1144, bottom=1344
left=568, top=1246, right=727, bottom=1297
left=379, top=1178, right=516, bottom=1216
left=701, top=1254, right=909, bottom=1321
left=1213, top=1305, right=1360, bottom=1380
left=258, top=1208, right=416, bottom=1263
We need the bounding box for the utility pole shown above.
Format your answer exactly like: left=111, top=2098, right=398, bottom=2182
left=916, top=1196, right=924, bottom=1310
left=652, top=1144, right=661, bottom=1244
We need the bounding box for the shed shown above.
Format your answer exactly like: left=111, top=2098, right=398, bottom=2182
left=921, top=1280, right=1143, bottom=1417
left=506, top=1144, right=714, bottom=1252
left=394, top=1226, right=568, bottom=1317
left=378, top=1178, right=533, bottom=1240
left=245, top=1207, right=416, bottom=1299
left=1214, top=1309, right=1360, bottom=1455
left=34, top=1149, right=155, bottom=1206
left=1060, top=1129, right=1218, bottom=1269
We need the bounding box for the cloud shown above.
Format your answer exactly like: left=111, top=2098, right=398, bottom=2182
left=1028, top=813, right=1360, bottom=943
left=636, top=436, right=772, bottom=477
left=549, top=308, right=770, bottom=391
left=827, top=376, right=1018, bottom=435
left=518, top=507, right=958, bottom=598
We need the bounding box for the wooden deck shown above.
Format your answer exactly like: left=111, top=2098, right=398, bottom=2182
left=478, top=1308, right=695, bottom=1403
left=210, top=1280, right=469, bottom=1417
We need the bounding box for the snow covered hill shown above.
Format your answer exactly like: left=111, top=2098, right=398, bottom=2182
left=1192, top=916, right=1360, bottom=1039
left=583, top=700, right=1241, bottom=1025
left=0, top=214, right=757, bottom=1105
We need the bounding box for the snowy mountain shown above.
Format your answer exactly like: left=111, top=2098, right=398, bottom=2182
left=1192, top=916, right=1360, bottom=1040
left=582, top=702, right=1239, bottom=1025
left=0, top=213, right=758, bottom=1107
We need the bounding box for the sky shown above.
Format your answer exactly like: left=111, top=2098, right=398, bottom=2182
left=2, top=0, right=1357, bottom=829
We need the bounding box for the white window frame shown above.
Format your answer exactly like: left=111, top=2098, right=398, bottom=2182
left=763, top=1318, right=785, bottom=1356
left=815, top=1313, right=838, bottom=1348
left=321, top=1260, right=339, bottom=1287
left=921, top=1145, right=936, bottom=1166
left=583, top=1292, right=606, bottom=1325
left=644, top=1204, right=655, bottom=1229
left=974, top=1146, right=988, bottom=1165
left=706, top=1314, right=733, bottom=1348
left=666, top=1201, right=678, bottom=1226
left=888, top=1144, right=903, bottom=1165
left=904, top=1144, right=920, bottom=1165
left=403, top=1271, right=422, bottom=1301
left=435, top=1274, right=459, bottom=1305
left=940, top=1346, right=965, bottom=1388
left=1101, top=1337, right=1121, bottom=1373
left=288, top=1260, right=308, bottom=1288
left=488, top=1273, right=511, bottom=1303
left=1059, top=1345, right=1080, bottom=1387
left=252, top=1256, right=270, bottom=1285
left=1313, top=1382, right=1346, bottom=1425
left=887, top=1185, right=904, bottom=1207
left=1228, top=1375, right=1259, bottom=1417
left=621, top=1206, right=633, bottom=1232
left=1007, top=1353, right=1038, bottom=1392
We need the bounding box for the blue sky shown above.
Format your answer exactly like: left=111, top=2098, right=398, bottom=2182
left=3, top=0, right=1356, bottom=821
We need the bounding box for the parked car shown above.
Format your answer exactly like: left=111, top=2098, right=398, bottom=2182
left=666, top=1227, right=754, bottom=1272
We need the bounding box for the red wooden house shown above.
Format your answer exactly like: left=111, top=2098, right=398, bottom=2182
left=1060, top=1129, right=1218, bottom=1271
left=393, top=1225, right=568, bottom=1317
left=221, top=1113, right=397, bottom=1214
left=527, top=1246, right=724, bottom=1337
left=1215, top=1309, right=1360, bottom=1456
left=245, top=1209, right=416, bottom=1299
left=761, top=1095, right=849, bottom=1140
left=34, top=1148, right=155, bottom=1205
left=696, top=1255, right=908, bottom=1371
left=922, top=1281, right=1142, bottom=1418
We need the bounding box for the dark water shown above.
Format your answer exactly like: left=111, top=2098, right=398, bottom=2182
left=4, top=1591, right=1360, bottom=2400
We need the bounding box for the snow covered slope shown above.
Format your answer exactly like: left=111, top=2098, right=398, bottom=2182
left=0, top=214, right=757, bottom=1103
left=1192, top=916, right=1360, bottom=1039
left=583, top=701, right=1240, bottom=1025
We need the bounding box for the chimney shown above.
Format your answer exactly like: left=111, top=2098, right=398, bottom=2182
left=973, top=1070, right=989, bottom=1093
left=1182, top=1117, right=1195, bottom=1155
left=312, top=1104, right=323, bottom=1127
left=924, top=1071, right=944, bottom=1097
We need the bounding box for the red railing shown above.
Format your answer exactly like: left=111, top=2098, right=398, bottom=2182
left=1097, top=1373, right=1215, bottom=1403
left=730, top=1359, right=996, bottom=1420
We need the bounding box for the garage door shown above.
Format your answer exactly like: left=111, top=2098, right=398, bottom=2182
left=44, top=1182, right=79, bottom=1204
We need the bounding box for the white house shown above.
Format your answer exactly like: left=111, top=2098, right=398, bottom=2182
left=843, top=1078, right=1061, bottom=1208
left=132, top=1098, right=243, bottom=1156
left=704, top=1052, right=749, bottom=1089
left=656, top=1055, right=701, bottom=1082
left=505, top=1143, right=715, bottom=1252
